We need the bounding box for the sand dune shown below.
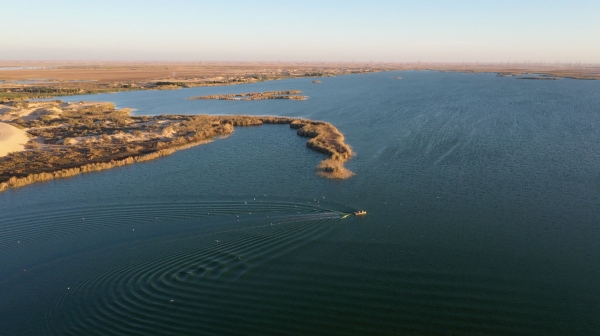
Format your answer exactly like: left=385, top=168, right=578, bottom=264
left=0, top=122, right=29, bottom=157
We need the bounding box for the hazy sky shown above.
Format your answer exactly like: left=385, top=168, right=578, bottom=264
left=3, top=0, right=599, bottom=62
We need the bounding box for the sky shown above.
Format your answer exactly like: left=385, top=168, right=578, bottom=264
left=2, top=0, right=599, bottom=62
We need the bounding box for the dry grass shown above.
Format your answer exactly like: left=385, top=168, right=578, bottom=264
left=0, top=61, right=383, bottom=81
left=290, top=119, right=354, bottom=179
left=292, top=120, right=352, bottom=159
left=316, top=159, right=354, bottom=179
left=0, top=140, right=211, bottom=192
left=188, top=90, right=306, bottom=100
left=0, top=101, right=355, bottom=192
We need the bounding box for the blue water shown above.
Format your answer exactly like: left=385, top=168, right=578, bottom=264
left=2, top=71, right=600, bottom=335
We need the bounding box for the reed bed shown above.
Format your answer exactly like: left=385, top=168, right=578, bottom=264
left=0, top=140, right=212, bottom=192
left=290, top=119, right=354, bottom=179
left=0, top=101, right=354, bottom=192
left=188, top=90, right=307, bottom=101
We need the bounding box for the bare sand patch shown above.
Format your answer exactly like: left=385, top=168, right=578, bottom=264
left=0, top=122, right=29, bottom=157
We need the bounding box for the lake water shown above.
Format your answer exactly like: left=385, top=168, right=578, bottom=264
left=2, top=71, right=599, bottom=335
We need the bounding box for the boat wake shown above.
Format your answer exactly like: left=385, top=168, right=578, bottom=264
left=41, top=200, right=344, bottom=335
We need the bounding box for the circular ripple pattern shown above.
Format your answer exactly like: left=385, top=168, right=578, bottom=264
left=42, top=202, right=342, bottom=335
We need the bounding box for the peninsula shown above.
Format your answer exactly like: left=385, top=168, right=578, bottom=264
left=0, top=100, right=353, bottom=192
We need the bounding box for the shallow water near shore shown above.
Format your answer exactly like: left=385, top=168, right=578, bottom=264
left=3, top=71, right=600, bottom=335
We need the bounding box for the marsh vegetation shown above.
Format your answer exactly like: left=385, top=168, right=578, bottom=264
left=188, top=90, right=307, bottom=101
left=0, top=101, right=353, bottom=191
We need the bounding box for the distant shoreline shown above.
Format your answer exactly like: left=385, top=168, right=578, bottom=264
left=1, top=62, right=598, bottom=101
left=188, top=90, right=308, bottom=101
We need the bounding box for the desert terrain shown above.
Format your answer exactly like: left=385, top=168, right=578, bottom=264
left=1, top=61, right=598, bottom=101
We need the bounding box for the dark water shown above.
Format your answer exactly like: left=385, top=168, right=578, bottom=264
left=2, top=72, right=600, bottom=335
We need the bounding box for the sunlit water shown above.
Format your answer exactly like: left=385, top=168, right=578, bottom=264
left=1, top=71, right=599, bottom=335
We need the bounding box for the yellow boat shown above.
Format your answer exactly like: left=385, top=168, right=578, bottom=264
left=353, top=210, right=367, bottom=216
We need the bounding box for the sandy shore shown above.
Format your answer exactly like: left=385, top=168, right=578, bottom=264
left=0, top=122, right=29, bottom=157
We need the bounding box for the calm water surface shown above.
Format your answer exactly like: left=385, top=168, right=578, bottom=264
left=1, top=72, right=599, bottom=335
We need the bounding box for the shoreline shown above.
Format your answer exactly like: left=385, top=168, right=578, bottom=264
left=0, top=140, right=213, bottom=192
left=188, top=90, right=307, bottom=101
left=3, top=62, right=598, bottom=102
left=0, top=101, right=354, bottom=192
left=0, top=63, right=383, bottom=101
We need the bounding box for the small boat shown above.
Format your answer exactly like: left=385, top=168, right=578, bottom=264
left=353, top=210, right=367, bottom=216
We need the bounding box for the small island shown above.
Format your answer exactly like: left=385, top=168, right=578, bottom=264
left=516, top=76, right=562, bottom=80
left=187, top=90, right=307, bottom=101
left=0, top=100, right=353, bottom=192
